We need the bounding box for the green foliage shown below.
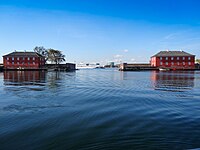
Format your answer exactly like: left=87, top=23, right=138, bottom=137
left=33, top=46, right=66, bottom=64
left=48, top=49, right=65, bottom=64
left=34, top=46, right=49, bottom=63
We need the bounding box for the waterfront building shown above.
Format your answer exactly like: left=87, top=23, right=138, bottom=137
left=150, top=51, right=195, bottom=69
left=3, top=51, right=45, bottom=70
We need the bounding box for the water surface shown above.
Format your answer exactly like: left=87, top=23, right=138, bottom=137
left=0, top=70, right=200, bottom=149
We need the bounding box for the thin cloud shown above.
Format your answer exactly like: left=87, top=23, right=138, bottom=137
left=123, top=49, right=129, bottom=53
left=114, top=54, right=123, bottom=58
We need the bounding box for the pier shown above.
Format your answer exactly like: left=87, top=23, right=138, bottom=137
left=119, top=63, right=158, bottom=71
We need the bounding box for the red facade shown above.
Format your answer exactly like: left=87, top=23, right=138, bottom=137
left=150, top=51, right=195, bottom=69
left=3, top=52, right=45, bottom=70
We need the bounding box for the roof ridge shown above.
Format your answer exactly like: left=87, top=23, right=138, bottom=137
left=3, top=51, right=44, bottom=57
left=152, top=50, right=195, bottom=57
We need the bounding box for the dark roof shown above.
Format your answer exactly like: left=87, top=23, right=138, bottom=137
left=152, top=51, right=195, bottom=57
left=3, top=51, right=44, bottom=57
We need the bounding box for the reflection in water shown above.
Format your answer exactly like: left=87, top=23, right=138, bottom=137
left=1, top=70, right=200, bottom=149
left=47, top=71, right=62, bottom=89
left=4, top=71, right=46, bottom=86
left=151, top=71, right=195, bottom=92
left=3, top=71, right=76, bottom=98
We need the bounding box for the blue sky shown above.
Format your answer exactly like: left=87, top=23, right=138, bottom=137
left=0, top=0, right=200, bottom=64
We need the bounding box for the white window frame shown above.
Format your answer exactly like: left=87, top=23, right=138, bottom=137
left=177, top=57, right=179, bottom=60
left=183, top=57, right=185, bottom=60
left=171, top=57, right=174, bottom=60
left=166, top=57, right=168, bottom=60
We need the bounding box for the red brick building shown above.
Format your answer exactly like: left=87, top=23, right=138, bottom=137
left=150, top=51, right=195, bottom=69
left=3, top=51, right=45, bottom=70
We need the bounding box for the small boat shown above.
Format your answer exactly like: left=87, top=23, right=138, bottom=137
left=159, top=68, right=170, bottom=71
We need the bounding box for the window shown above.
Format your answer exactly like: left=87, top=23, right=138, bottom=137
left=171, top=57, right=174, bottom=60
left=183, top=57, right=185, bottom=60
left=12, top=57, right=14, bottom=61
left=177, top=62, right=180, bottom=65
left=17, top=62, right=19, bottom=65
left=28, top=62, right=30, bottom=65
left=7, top=62, right=9, bottom=65
left=7, top=57, right=9, bottom=60
left=28, top=57, right=30, bottom=61
left=23, top=57, right=25, bottom=60
left=166, top=57, right=168, bottom=60
left=160, top=57, right=162, bottom=60
left=17, top=57, right=19, bottom=60
left=188, top=62, right=191, bottom=65
left=160, top=62, right=163, bottom=65
left=33, top=57, right=35, bottom=60
left=177, top=57, right=179, bottom=60
left=171, top=62, right=174, bottom=65
left=183, top=62, right=185, bottom=65
left=12, top=62, right=14, bottom=64
left=166, top=62, right=168, bottom=65
left=33, top=62, right=35, bottom=65
left=188, top=57, right=191, bottom=60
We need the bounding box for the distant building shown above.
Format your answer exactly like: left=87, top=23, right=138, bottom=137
left=3, top=51, right=45, bottom=70
left=109, top=62, right=115, bottom=67
left=150, top=51, right=195, bottom=69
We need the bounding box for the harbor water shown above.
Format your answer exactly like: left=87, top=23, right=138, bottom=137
left=0, top=69, right=200, bottom=149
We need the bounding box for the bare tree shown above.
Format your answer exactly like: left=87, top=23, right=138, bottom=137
left=33, top=46, right=49, bottom=63
left=48, top=49, right=66, bottom=64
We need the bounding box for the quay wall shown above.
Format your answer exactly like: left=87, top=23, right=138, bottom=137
left=119, top=63, right=157, bottom=71
left=0, top=63, right=76, bottom=71
left=45, top=63, right=76, bottom=71
left=119, top=63, right=200, bottom=71
left=0, top=64, right=3, bottom=72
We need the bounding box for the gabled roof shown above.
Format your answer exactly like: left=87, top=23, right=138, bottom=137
left=152, top=51, right=195, bottom=57
left=3, top=51, right=44, bottom=57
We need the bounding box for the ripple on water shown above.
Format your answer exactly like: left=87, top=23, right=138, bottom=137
left=0, top=70, right=200, bottom=150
